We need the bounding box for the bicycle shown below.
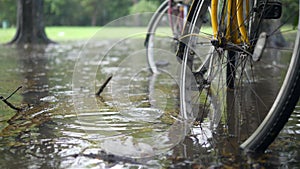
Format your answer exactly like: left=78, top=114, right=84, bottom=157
left=145, top=0, right=190, bottom=74
left=147, top=0, right=300, bottom=153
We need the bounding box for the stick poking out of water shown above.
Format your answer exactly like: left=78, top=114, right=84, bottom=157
left=0, top=86, right=23, bottom=111
left=96, top=75, right=113, bottom=96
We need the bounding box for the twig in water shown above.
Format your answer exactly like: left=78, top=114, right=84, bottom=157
left=0, top=86, right=23, bottom=111
left=96, top=75, right=113, bottom=96
left=5, top=86, right=22, bottom=100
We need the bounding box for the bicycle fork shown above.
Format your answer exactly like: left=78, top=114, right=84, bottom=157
left=211, top=0, right=250, bottom=46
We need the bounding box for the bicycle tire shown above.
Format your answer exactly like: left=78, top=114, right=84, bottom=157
left=179, top=0, right=300, bottom=153
left=241, top=43, right=300, bottom=151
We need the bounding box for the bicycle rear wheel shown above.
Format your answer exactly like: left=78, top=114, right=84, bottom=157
left=179, top=0, right=300, bottom=153
left=145, top=0, right=188, bottom=74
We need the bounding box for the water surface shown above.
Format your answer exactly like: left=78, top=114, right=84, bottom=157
left=0, top=40, right=299, bottom=168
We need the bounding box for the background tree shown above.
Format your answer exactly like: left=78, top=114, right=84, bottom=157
left=0, top=0, right=16, bottom=28
left=80, top=0, right=101, bottom=26
left=130, top=0, right=159, bottom=13
left=43, top=0, right=134, bottom=26
left=9, top=0, right=53, bottom=45
left=1, top=0, right=164, bottom=27
left=44, top=0, right=86, bottom=26
left=130, top=0, right=160, bottom=26
left=96, top=0, right=134, bottom=25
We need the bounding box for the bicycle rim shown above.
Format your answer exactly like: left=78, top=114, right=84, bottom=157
left=180, top=0, right=300, bottom=153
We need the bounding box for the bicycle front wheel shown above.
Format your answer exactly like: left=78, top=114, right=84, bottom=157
left=179, top=0, right=300, bottom=153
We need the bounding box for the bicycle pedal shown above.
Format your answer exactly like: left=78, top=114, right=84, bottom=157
left=257, top=1, right=282, bottom=19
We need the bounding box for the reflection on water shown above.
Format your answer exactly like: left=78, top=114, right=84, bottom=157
left=0, top=41, right=299, bottom=168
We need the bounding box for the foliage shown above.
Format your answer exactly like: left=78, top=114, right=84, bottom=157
left=0, top=0, right=163, bottom=27
left=44, top=0, right=88, bottom=26
left=130, top=0, right=160, bottom=14
left=43, top=0, right=135, bottom=26
left=281, top=0, right=299, bottom=26
left=0, top=0, right=16, bottom=27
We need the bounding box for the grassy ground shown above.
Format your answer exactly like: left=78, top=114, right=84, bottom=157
left=0, top=26, right=149, bottom=43
left=0, top=28, right=15, bottom=43
left=0, top=25, right=296, bottom=44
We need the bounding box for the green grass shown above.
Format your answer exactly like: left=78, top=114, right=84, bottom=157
left=46, top=26, right=101, bottom=42
left=0, top=28, right=15, bottom=43
left=1, top=25, right=296, bottom=44
left=0, top=26, right=148, bottom=43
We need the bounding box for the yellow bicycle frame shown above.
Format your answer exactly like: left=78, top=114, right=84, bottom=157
left=211, top=0, right=250, bottom=44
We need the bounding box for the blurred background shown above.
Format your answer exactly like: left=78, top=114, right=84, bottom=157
left=0, top=0, right=166, bottom=43
left=0, top=0, right=164, bottom=26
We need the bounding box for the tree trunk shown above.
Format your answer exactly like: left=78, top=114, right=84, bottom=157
left=91, top=9, right=98, bottom=26
left=8, top=0, right=54, bottom=45
left=132, top=0, right=141, bottom=26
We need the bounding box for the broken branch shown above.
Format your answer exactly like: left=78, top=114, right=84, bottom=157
left=5, top=86, right=22, bottom=100
left=0, top=86, right=23, bottom=111
left=96, top=75, right=113, bottom=96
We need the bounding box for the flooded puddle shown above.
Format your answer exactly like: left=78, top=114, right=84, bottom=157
left=0, top=39, right=299, bottom=168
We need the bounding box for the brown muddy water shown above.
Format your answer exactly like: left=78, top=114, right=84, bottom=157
left=0, top=39, right=299, bottom=169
